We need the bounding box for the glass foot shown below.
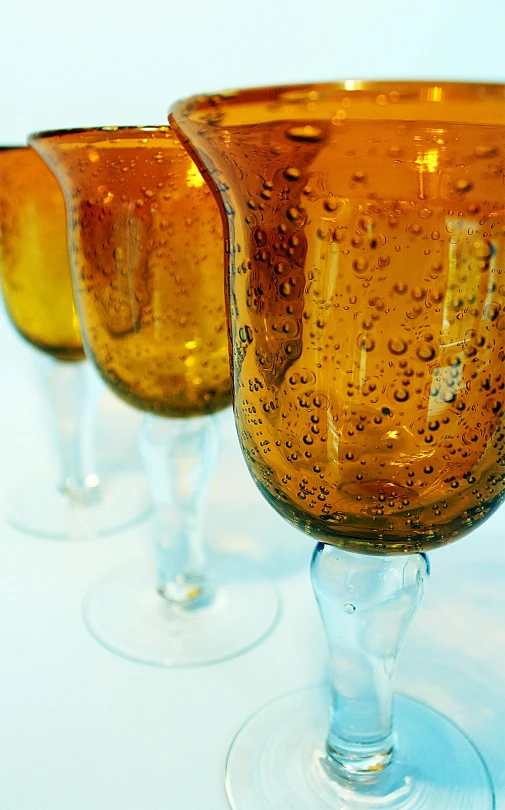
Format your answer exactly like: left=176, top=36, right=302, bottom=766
left=226, top=686, right=494, bottom=810
left=6, top=472, right=151, bottom=540
left=83, top=556, right=280, bottom=666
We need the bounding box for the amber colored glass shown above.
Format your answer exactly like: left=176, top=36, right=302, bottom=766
left=0, top=146, right=83, bottom=361
left=29, top=126, right=278, bottom=667
left=30, top=126, right=231, bottom=418
left=171, top=81, right=505, bottom=554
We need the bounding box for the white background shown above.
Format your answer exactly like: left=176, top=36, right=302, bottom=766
left=1, top=0, right=505, bottom=141
left=1, top=1, right=505, bottom=808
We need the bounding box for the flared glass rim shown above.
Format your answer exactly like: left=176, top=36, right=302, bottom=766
left=171, top=78, right=505, bottom=103
left=169, top=79, right=505, bottom=127
left=28, top=124, right=172, bottom=143
left=0, top=144, right=27, bottom=152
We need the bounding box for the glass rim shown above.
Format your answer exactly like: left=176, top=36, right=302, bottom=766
left=0, top=144, right=28, bottom=152
left=28, top=124, right=172, bottom=143
left=169, top=78, right=505, bottom=125
left=171, top=78, right=505, bottom=102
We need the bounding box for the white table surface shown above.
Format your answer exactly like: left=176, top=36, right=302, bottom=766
left=0, top=308, right=504, bottom=810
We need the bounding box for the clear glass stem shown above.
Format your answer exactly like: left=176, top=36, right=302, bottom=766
left=310, top=543, right=429, bottom=781
left=138, top=412, right=220, bottom=604
left=40, top=356, right=102, bottom=503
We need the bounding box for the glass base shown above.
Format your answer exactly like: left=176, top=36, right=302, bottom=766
left=6, top=472, right=151, bottom=540
left=83, top=556, right=280, bottom=666
left=226, top=686, right=494, bottom=810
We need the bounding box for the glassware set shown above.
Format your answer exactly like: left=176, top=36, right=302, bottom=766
left=0, top=79, right=503, bottom=808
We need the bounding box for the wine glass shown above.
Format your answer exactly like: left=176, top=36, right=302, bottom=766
left=30, top=125, right=279, bottom=666
left=170, top=81, right=505, bottom=807
left=0, top=145, right=150, bottom=539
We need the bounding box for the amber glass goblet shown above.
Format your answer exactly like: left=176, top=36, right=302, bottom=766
left=30, top=126, right=278, bottom=666
left=170, top=81, right=505, bottom=807
left=0, top=145, right=148, bottom=539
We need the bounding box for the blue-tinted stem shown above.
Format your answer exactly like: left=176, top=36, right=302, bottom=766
left=41, top=356, right=102, bottom=502
left=311, top=543, right=428, bottom=780
left=139, top=413, right=220, bottom=603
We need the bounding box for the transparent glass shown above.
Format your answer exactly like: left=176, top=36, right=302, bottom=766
left=30, top=126, right=278, bottom=665
left=0, top=145, right=149, bottom=539
left=170, top=81, right=504, bottom=805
